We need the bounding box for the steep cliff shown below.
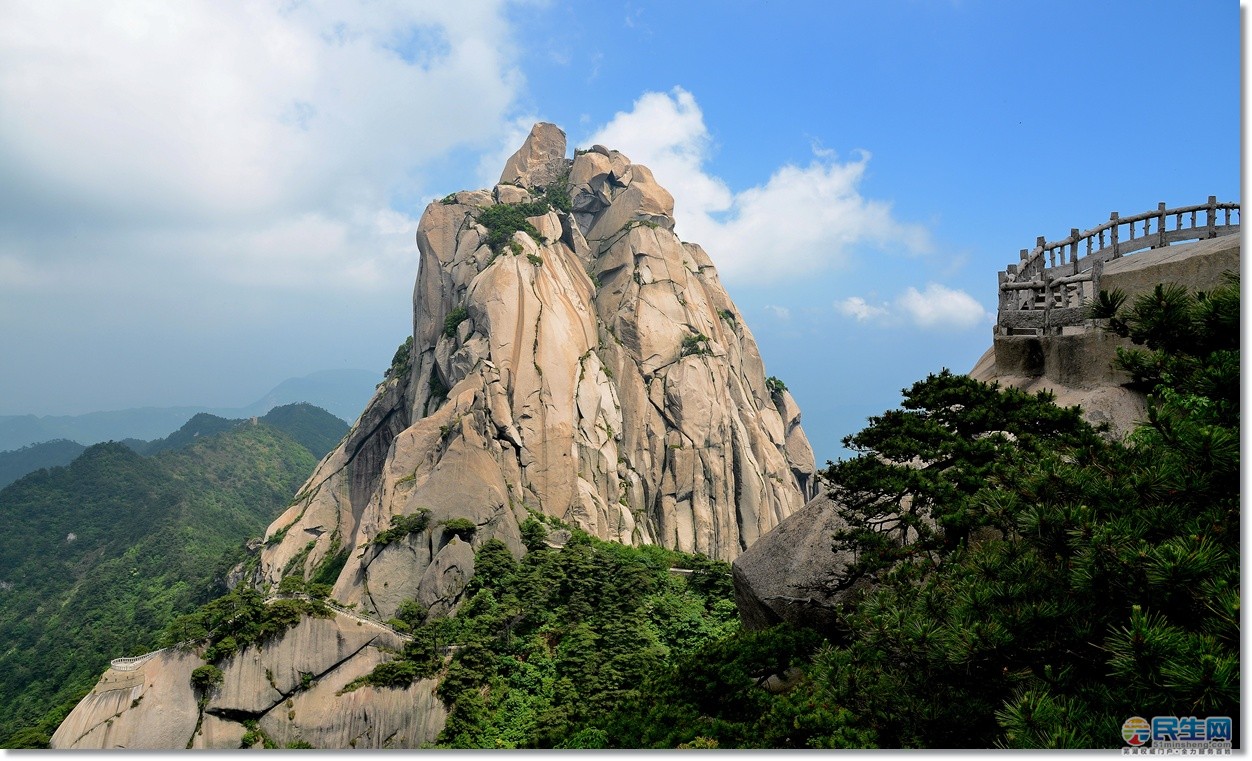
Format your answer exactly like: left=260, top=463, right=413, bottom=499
left=52, top=122, right=816, bottom=749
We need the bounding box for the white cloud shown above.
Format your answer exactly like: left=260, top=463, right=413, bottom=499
left=763, top=305, right=792, bottom=321
left=836, top=296, right=889, bottom=323
left=837, top=283, right=991, bottom=330
left=587, top=89, right=734, bottom=225
left=896, top=283, right=990, bottom=329
left=0, top=0, right=521, bottom=290
left=583, top=88, right=931, bottom=283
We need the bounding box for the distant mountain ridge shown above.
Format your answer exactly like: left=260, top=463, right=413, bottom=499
left=133, top=404, right=348, bottom=460
left=0, top=369, right=376, bottom=452
left=240, top=369, right=380, bottom=423
left=0, top=440, right=86, bottom=490
left=0, top=404, right=348, bottom=491
left=0, top=405, right=348, bottom=747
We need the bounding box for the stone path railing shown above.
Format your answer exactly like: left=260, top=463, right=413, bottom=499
left=109, top=649, right=169, bottom=672
left=997, top=197, right=1240, bottom=335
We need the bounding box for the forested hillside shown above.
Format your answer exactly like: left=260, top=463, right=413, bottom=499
left=133, top=403, right=347, bottom=458
left=0, top=403, right=345, bottom=488
left=0, top=439, right=85, bottom=490
left=0, top=407, right=347, bottom=747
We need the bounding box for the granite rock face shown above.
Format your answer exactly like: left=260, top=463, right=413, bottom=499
left=968, top=342, right=1149, bottom=441
left=51, top=611, right=439, bottom=750
left=50, top=649, right=203, bottom=750
left=259, top=121, right=816, bottom=625
left=498, top=121, right=569, bottom=189
left=54, top=122, right=816, bottom=748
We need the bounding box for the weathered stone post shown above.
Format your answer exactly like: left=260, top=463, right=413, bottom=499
left=1041, top=270, right=1053, bottom=335
left=1206, top=195, right=1218, bottom=239
left=1110, top=211, right=1120, bottom=258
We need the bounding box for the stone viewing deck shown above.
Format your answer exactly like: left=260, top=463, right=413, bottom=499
left=997, top=197, right=1239, bottom=336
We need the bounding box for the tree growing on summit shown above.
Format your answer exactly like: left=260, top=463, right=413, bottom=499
left=476, top=201, right=551, bottom=252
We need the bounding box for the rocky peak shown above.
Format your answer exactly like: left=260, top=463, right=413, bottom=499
left=497, top=122, right=570, bottom=189
left=264, top=122, right=817, bottom=618
left=52, top=122, right=819, bottom=749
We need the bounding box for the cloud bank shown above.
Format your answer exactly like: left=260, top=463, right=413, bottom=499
left=836, top=283, right=990, bottom=330
left=0, top=0, right=521, bottom=293
left=584, top=88, right=932, bottom=283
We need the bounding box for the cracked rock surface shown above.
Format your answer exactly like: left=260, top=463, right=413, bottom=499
left=51, top=611, right=439, bottom=749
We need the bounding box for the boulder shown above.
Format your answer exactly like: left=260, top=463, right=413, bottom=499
left=732, top=493, right=855, bottom=632
left=418, top=537, right=475, bottom=618
left=498, top=122, right=569, bottom=189
left=493, top=183, right=532, bottom=205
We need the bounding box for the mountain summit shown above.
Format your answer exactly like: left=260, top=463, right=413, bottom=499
left=263, top=121, right=816, bottom=604
left=52, top=123, right=816, bottom=749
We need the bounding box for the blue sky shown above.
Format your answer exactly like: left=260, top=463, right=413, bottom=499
left=0, top=1, right=1241, bottom=462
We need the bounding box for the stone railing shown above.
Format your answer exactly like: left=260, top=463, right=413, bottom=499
left=997, top=197, right=1240, bottom=335
left=109, top=649, right=168, bottom=672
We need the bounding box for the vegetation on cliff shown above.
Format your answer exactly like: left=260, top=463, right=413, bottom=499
left=362, top=529, right=754, bottom=748
left=476, top=200, right=551, bottom=253
left=161, top=585, right=332, bottom=664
